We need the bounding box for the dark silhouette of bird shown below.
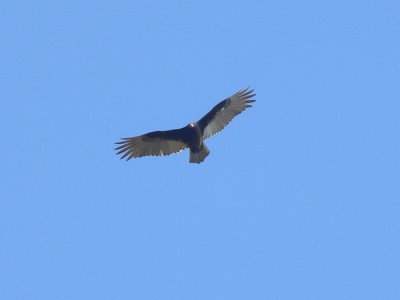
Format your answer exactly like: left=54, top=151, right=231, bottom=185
left=115, top=87, right=256, bottom=163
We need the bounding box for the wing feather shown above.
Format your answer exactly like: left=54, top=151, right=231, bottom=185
left=198, top=87, right=256, bottom=139
left=115, top=128, right=189, bottom=160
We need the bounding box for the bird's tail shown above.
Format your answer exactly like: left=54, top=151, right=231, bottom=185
left=189, top=144, right=210, bottom=164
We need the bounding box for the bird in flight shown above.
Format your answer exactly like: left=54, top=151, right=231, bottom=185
left=115, top=87, right=256, bottom=164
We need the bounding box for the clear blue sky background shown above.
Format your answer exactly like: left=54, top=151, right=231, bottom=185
left=1, top=1, right=399, bottom=299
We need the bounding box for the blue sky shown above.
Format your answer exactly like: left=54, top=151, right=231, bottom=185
left=1, top=0, right=399, bottom=299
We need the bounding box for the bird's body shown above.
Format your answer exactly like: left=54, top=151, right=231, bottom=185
left=115, top=87, right=256, bottom=163
left=186, top=122, right=210, bottom=163
left=186, top=123, right=203, bottom=152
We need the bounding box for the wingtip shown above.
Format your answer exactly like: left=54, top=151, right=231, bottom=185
left=236, top=87, right=255, bottom=98
left=115, top=138, right=130, bottom=145
left=237, top=86, right=251, bottom=94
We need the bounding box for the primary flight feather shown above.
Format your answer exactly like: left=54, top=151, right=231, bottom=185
left=115, top=87, right=256, bottom=164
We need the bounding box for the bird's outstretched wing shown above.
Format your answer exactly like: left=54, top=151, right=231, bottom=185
left=198, top=87, right=256, bottom=139
left=115, top=128, right=189, bottom=160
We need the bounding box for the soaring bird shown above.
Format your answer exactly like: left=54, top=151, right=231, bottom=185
left=115, top=87, right=256, bottom=164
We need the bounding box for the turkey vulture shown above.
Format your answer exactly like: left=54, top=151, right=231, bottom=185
left=115, top=87, right=256, bottom=164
